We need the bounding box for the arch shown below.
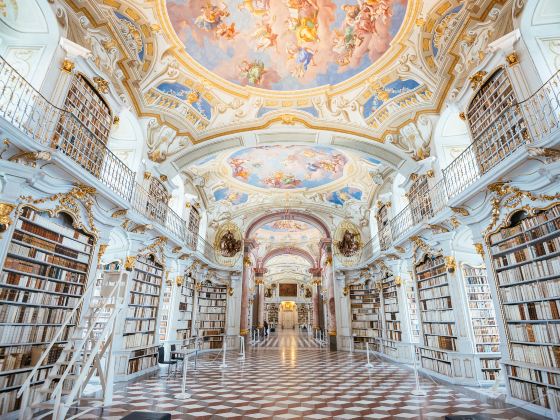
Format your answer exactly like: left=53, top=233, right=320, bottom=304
left=261, top=246, right=317, bottom=268
left=245, top=210, right=331, bottom=239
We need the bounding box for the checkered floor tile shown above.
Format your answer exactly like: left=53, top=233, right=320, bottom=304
left=71, top=331, right=546, bottom=419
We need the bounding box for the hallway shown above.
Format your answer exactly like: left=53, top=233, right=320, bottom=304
left=254, top=328, right=321, bottom=349
left=75, top=343, right=544, bottom=420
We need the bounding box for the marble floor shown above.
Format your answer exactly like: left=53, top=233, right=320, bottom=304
left=76, top=331, right=546, bottom=420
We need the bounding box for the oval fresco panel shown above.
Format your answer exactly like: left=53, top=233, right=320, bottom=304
left=165, top=0, right=408, bottom=90
left=227, top=145, right=348, bottom=189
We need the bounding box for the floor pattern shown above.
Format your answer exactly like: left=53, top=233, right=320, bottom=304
left=74, top=332, right=545, bottom=420
left=252, top=330, right=320, bottom=348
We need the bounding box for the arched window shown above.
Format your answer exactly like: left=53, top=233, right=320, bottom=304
left=56, top=74, right=112, bottom=177
left=466, top=68, right=527, bottom=175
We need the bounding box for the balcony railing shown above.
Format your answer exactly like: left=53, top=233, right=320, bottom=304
left=356, top=70, right=560, bottom=264
left=0, top=56, right=237, bottom=267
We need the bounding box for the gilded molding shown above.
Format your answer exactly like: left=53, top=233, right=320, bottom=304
left=474, top=243, right=485, bottom=257
left=395, top=276, right=402, bottom=287
left=93, top=76, right=109, bottom=94
left=124, top=256, right=136, bottom=271
left=61, top=59, right=75, bottom=73
left=506, top=52, right=519, bottom=67
left=450, top=207, right=470, bottom=217
left=97, top=244, right=108, bottom=264
left=111, top=209, right=127, bottom=218
left=469, top=71, right=488, bottom=89
left=0, top=203, right=15, bottom=232
left=444, top=256, right=456, bottom=273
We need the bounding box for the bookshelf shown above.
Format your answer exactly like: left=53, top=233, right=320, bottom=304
left=196, top=282, right=227, bottom=350
left=406, top=280, right=420, bottom=342
left=463, top=264, right=501, bottom=381
left=381, top=274, right=401, bottom=358
left=124, top=254, right=163, bottom=376
left=488, top=205, right=560, bottom=413
left=409, top=175, right=433, bottom=224
left=466, top=68, right=526, bottom=175
left=159, top=279, right=172, bottom=342
left=415, top=255, right=458, bottom=378
left=349, top=283, right=381, bottom=351
left=0, top=206, right=94, bottom=416
left=297, top=304, right=311, bottom=327
left=176, top=275, right=195, bottom=342
left=376, top=203, right=391, bottom=251
left=266, top=303, right=279, bottom=327
left=57, top=75, right=111, bottom=176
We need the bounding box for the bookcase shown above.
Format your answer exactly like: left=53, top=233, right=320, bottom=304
left=409, top=175, right=433, bottom=224
left=349, top=283, right=381, bottom=351
left=376, top=204, right=391, bottom=251
left=488, top=205, right=560, bottom=414
left=462, top=264, right=501, bottom=381
left=466, top=68, right=526, bottom=175
left=297, top=304, right=311, bottom=327
left=406, top=281, right=420, bottom=342
left=176, top=275, right=195, bottom=342
left=196, top=282, right=227, bottom=350
left=415, top=255, right=458, bottom=378
left=123, top=254, right=163, bottom=377
left=159, top=279, right=172, bottom=342
left=56, top=74, right=111, bottom=176
left=380, top=274, right=401, bottom=358
left=0, top=206, right=95, bottom=416
left=266, top=303, right=279, bottom=327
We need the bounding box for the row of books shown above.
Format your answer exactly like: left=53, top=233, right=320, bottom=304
left=0, top=324, right=72, bottom=345
left=423, top=322, right=456, bottom=336
left=468, top=300, right=495, bottom=310
left=496, top=254, right=560, bottom=281
left=198, top=299, right=226, bottom=307
left=417, top=272, right=448, bottom=287
left=8, top=243, right=88, bottom=273
left=4, top=257, right=87, bottom=284
left=17, top=220, right=92, bottom=253
left=481, top=358, right=501, bottom=369
left=352, top=320, right=380, bottom=329
left=467, top=292, right=493, bottom=301
left=178, top=302, right=193, bottom=313
left=0, top=287, right=80, bottom=307
left=420, top=309, right=455, bottom=323
left=511, top=344, right=560, bottom=367
left=130, top=282, right=161, bottom=296
left=507, top=364, right=560, bottom=386
left=197, top=321, right=225, bottom=328
left=13, top=231, right=87, bottom=261
left=20, top=208, right=93, bottom=245
left=134, top=260, right=163, bottom=277
left=129, top=293, right=159, bottom=306
left=198, top=306, right=227, bottom=314
left=127, top=353, right=157, bottom=375
left=1, top=273, right=83, bottom=295
left=500, top=281, right=559, bottom=303
left=421, top=356, right=452, bottom=376
left=124, top=319, right=156, bottom=334
left=466, top=283, right=491, bottom=292
left=489, top=206, right=560, bottom=244
left=503, top=300, right=560, bottom=321
left=477, top=343, right=500, bottom=353
left=533, top=237, right=560, bottom=258
left=197, top=313, right=225, bottom=321
left=415, top=256, right=445, bottom=275
left=424, top=335, right=457, bottom=351
left=419, top=296, right=452, bottom=311
left=420, top=347, right=450, bottom=361
left=471, top=309, right=499, bottom=319
left=384, top=303, right=399, bottom=314
left=133, top=271, right=162, bottom=285
left=493, top=248, right=533, bottom=268
left=508, top=378, right=556, bottom=409
left=384, top=330, right=402, bottom=341
left=124, top=332, right=155, bottom=349
left=126, top=306, right=157, bottom=319
left=508, top=322, right=560, bottom=344
left=419, top=285, right=450, bottom=300
left=177, top=329, right=192, bottom=341
left=352, top=328, right=380, bottom=337
left=0, top=305, right=76, bottom=325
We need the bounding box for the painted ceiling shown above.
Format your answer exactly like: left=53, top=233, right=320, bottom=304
left=227, top=145, right=347, bottom=190
left=165, top=0, right=408, bottom=90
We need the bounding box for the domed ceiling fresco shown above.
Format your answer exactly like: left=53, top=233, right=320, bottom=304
left=227, top=145, right=347, bottom=189
left=164, top=0, right=408, bottom=90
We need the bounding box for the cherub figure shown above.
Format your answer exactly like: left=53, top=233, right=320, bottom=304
left=195, top=2, right=230, bottom=32
left=252, top=20, right=278, bottom=50
left=239, top=59, right=267, bottom=86
left=287, top=44, right=315, bottom=78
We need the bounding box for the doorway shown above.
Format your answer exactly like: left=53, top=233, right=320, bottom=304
left=279, top=301, right=297, bottom=329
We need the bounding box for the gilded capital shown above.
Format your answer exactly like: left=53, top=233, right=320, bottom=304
left=444, top=256, right=456, bottom=273
left=474, top=243, right=485, bottom=257
left=124, top=255, right=137, bottom=271
left=61, top=59, right=75, bottom=73
left=0, top=203, right=16, bottom=232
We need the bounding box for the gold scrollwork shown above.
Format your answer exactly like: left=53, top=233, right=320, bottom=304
left=93, top=76, right=109, bottom=94
left=469, top=71, right=488, bottom=89
left=395, top=276, right=402, bottom=287
left=444, top=256, right=456, bottom=273
left=97, top=244, right=108, bottom=264
left=0, top=203, right=15, bottom=232
left=61, top=59, right=75, bottom=73
left=124, top=256, right=136, bottom=271
left=450, top=207, right=470, bottom=217
left=506, top=52, right=519, bottom=67
left=474, top=243, right=485, bottom=257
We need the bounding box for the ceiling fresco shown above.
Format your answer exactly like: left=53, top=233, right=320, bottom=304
left=227, top=145, right=348, bottom=190
left=252, top=219, right=322, bottom=257
left=164, top=0, right=408, bottom=90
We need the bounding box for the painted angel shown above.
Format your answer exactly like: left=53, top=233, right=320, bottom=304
left=195, top=3, right=230, bottom=32
left=239, top=59, right=267, bottom=86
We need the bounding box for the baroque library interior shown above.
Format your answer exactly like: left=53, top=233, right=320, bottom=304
left=0, top=0, right=559, bottom=419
